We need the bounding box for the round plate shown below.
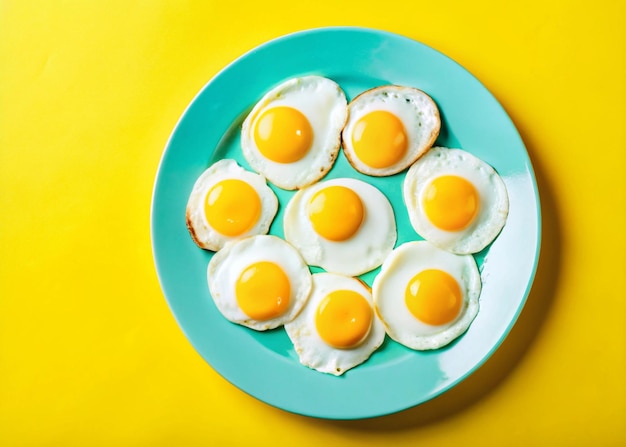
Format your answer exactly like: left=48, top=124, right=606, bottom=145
left=150, top=27, right=541, bottom=419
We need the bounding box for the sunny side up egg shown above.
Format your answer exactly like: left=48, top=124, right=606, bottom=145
left=285, top=273, right=386, bottom=376
left=207, top=235, right=313, bottom=331
left=186, top=159, right=278, bottom=251
left=341, top=85, right=441, bottom=176
left=372, top=241, right=481, bottom=350
left=403, top=147, right=510, bottom=255
left=241, top=76, right=348, bottom=190
left=283, top=178, right=397, bottom=277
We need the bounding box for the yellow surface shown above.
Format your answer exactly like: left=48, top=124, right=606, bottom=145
left=1, top=0, right=625, bottom=445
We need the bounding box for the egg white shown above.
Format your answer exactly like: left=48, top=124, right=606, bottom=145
left=284, top=273, right=386, bottom=376
left=207, top=235, right=313, bottom=331
left=403, top=147, right=509, bottom=254
left=283, top=178, right=397, bottom=277
left=241, top=76, right=348, bottom=190
left=372, top=241, right=481, bottom=350
left=342, top=85, right=441, bottom=176
left=186, top=159, right=278, bottom=251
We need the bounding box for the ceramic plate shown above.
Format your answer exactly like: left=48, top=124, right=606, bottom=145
left=151, top=27, right=541, bottom=419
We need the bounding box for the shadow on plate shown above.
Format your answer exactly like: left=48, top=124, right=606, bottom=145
left=300, top=111, right=562, bottom=430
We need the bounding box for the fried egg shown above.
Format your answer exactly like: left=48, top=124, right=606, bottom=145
left=403, top=147, right=509, bottom=254
left=341, top=85, right=441, bottom=176
left=186, top=159, right=278, bottom=251
left=283, top=178, right=397, bottom=276
left=372, top=241, right=481, bottom=350
left=207, top=235, right=313, bottom=331
left=241, top=76, right=348, bottom=190
left=285, top=273, right=385, bottom=376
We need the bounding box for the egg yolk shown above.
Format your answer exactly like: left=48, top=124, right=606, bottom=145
left=204, top=179, right=261, bottom=236
left=307, top=186, right=364, bottom=241
left=315, top=290, right=373, bottom=349
left=405, top=269, right=462, bottom=326
left=422, top=175, right=479, bottom=231
left=235, top=261, right=290, bottom=321
left=253, top=106, right=313, bottom=163
left=351, top=110, right=408, bottom=169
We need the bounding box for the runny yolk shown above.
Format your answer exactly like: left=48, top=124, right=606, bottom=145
left=422, top=175, right=479, bottom=231
left=204, top=179, right=261, bottom=236
left=405, top=269, right=462, bottom=326
left=307, top=186, right=364, bottom=241
left=351, top=110, right=408, bottom=169
left=235, top=261, right=290, bottom=321
left=253, top=106, right=313, bottom=163
left=315, top=290, right=373, bottom=349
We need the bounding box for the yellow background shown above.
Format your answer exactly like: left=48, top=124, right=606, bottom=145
left=1, top=0, right=625, bottom=445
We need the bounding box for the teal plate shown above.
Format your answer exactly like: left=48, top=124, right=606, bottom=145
left=151, top=27, right=541, bottom=419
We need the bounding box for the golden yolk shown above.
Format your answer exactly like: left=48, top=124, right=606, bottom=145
left=422, top=175, right=479, bottom=231
left=351, top=110, right=408, bottom=169
left=253, top=106, right=313, bottom=163
left=307, top=186, right=364, bottom=241
left=235, top=261, right=290, bottom=321
left=204, top=179, right=261, bottom=236
left=315, top=290, right=373, bottom=349
left=405, top=269, right=462, bottom=326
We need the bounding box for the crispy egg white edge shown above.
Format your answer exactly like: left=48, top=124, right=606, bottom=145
left=284, top=273, right=386, bottom=376
left=283, top=178, right=397, bottom=276
left=403, top=147, right=510, bottom=254
left=341, top=85, right=441, bottom=177
left=240, top=76, right=348, bottom=190
left=372, top=241, right=481, bottom=351
left=186, top=159, right=279, bottom=251
left=207, top=235, right=313, bottom=331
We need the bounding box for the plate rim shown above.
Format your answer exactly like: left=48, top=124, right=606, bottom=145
left=150, top=26, right=542, bottom=419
